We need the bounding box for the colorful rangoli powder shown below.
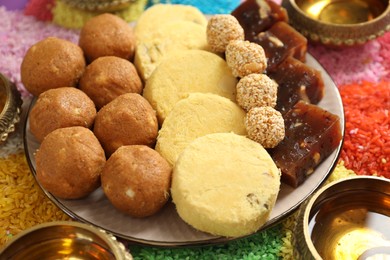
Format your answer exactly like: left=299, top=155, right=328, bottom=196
left=339, top=81, right=390, bottom=177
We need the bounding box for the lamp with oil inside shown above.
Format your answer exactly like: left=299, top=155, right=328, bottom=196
left=293, top=176, right=390, bottom=260
left=282, top=0, right=390, bottom=46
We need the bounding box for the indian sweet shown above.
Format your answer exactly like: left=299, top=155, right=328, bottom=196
left=79, top=13, right=136, bottom=63
left=79, top=56, right=142, bottom=109
left=93, top=93, right=158, bottom=156
left=256, top=21, right=308, bottom=72
left=156, top=93, right=247, bottom=166
left=268, top=56, right=325, bottom=114
left=29, top=87, right=96, bottom=142
left=225, top=40, right=267, bottom=78
left=20, top=36, right=86, bottom=96
left=245, top=106, right=285, bottom=148
left=268, top=101, right=342, bottom=187
left=231, top=0, right=288, bottom=42
left=134, top=20, right=210, bottom=81
left=236, top=73, right=278, bottom=111
left=134, top=3, right=207, bottom=43
left=101, top=145, right=172, bottom=218
left=143, top=49, right=237, bottom=125
left=206, top=14, right=245, bottom=53
left=231, top=0, right=341, bottom=188
left=171, top=132, right=281, bottom=237
left=35, top=126, right=106, bottom=199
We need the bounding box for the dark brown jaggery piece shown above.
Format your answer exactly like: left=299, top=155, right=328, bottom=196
left=257, top=22, right=307, bottom=72
left=268, top=101, right=342, bottom=187
left=268, top=56, right=325, bottom=114
left=231, top=0, right=288, bottom=42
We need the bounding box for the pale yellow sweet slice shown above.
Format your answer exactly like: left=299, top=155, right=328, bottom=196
left=143, top=49, right=237, bottom=125
left=171, top=132, right=281, bottom=237
left=156, top=93, right=247, bottom=166
left=134, top=20, right=210, bottom=81
left=134, top=4, right=208, bottom=43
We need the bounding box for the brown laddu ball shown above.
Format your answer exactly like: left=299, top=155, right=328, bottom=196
left=79, top=13, right=136, bottom=63
left=29, top=87, right=97, bottom=142
left=101, top=145, right=172, bottom=218
left=93, top=93, right=158, bottom=156
left=20, top=37, right=86, bottom=96
left=79, top=56, right=143, bottom=109
left=35, top=126, right=106, bottom=200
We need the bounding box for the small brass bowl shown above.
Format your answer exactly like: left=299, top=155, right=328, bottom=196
left=282, top=0, right=390, bottom=46
left=0, top=221, right=133, bottom=259
left=293, top=176, right=390, bottom=259
left=0, top=73, right=22, bottom=143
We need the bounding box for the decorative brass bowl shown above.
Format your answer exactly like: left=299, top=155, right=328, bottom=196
left=0, top=73, right=22, bottom=143
left=0, top=221, right=133, bottom=259
left=282, top=0, right=390, bottom=46
left=293, top=176, right=390, bottom=259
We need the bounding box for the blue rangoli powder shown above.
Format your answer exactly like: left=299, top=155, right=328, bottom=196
left=147, top=0, right=241, bottom=13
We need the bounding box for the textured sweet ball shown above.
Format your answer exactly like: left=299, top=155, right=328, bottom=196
left=20, top=37, right=85, bottom=96
left=206, top=14, right=245, bottom=53
left=79, top=56, right=143, bottom=109
left=29, top=87, right=96, bottom=142
left=101, top=145, right=172, bottom=218
left=79, top=13, right=136, bottom=63
left=236, top=73, right=278, bottom=111
left=93, top=93, right=158, bottom=156
left=35, top=126, right=106, bottom=199
left=225, top=40, right=267, bottom=78
left=245, top=106, right=285, bottom=148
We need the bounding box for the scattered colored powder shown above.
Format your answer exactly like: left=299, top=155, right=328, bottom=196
left=147, top=0, right=241, bottom=14
left=325, top=160, right=356, bottom=184
left=129, top=224, right=284, bottom=260
left=0, top=152, right=71, bottom=247
left=377, top=32, right=390, bottom=81
left=279, top=213, right=295, bottom=260
left=24, top=0, right=55, bottom=21
left=308, top=38, right=386, bottom=86
left=339, top=81, right=390, bottom=177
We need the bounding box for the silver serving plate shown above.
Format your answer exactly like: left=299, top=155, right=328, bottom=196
left=23, top=54, right=345, bottom=246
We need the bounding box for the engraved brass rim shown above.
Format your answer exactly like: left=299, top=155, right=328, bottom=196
left=282, top=0, right=390, bottom=46
left=293, top=176, right=390, bottom=259
left=0, top=73, right=22, bottom=142
left=0, top=221, right=133, bottom=260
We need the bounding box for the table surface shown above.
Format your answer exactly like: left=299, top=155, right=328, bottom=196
left=0, top=1, right=389, bottom=259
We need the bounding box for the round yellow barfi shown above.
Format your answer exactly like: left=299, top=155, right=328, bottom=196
left=171, top=133, right=281, bottom=237
left=134, top=4, right=207, bottom=43
left=134, top=20, right=210, bottom=81
left=156, top=93, right=247, bottom=166
left=143, top=49, right=237, bottom=125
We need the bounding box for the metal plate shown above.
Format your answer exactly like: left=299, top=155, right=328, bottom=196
left=23, top=53, right=344, bottom=246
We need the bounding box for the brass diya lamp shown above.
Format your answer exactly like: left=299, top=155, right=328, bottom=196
left=0, top=73, right=22, bottom=143
left=0, top=221, right=133, bottom=259
left=282, top=0, right=390, bottom=46
left=293, top=176, right=390, bottom=259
